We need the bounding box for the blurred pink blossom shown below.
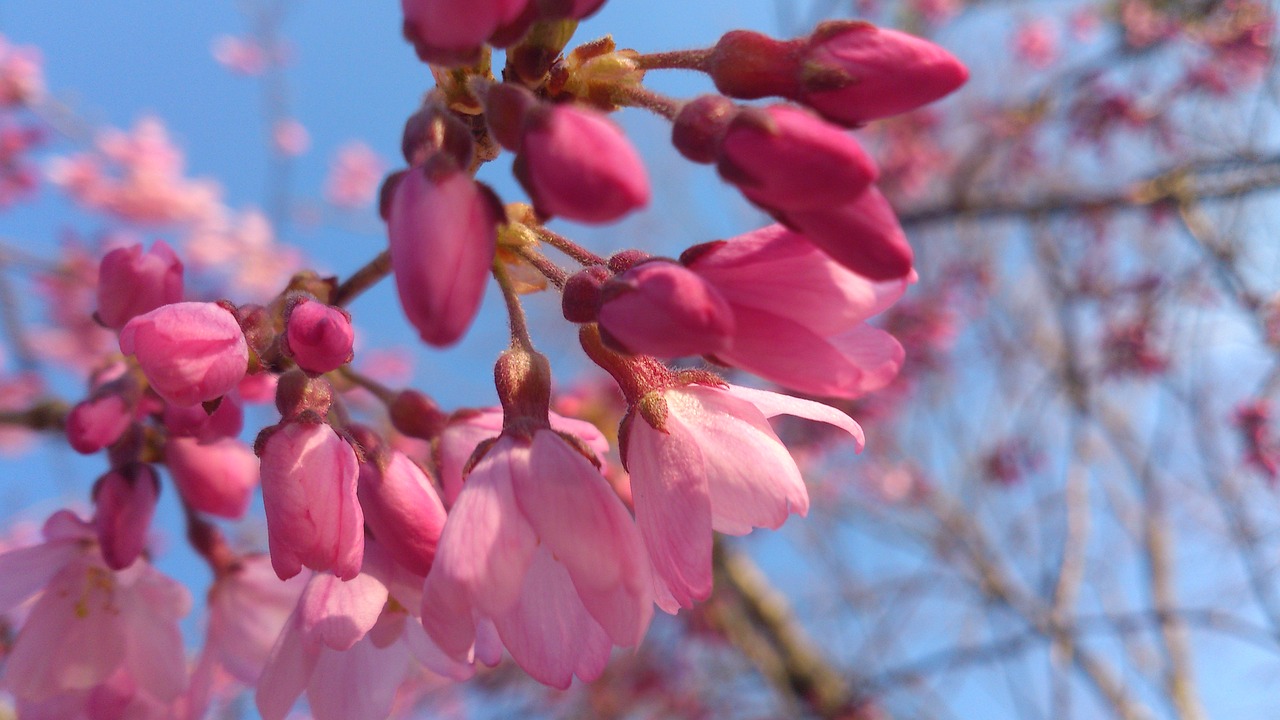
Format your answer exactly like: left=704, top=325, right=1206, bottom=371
left=324, top=142, right=384, bottom=209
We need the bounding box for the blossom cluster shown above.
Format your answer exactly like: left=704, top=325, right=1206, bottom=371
left=0, top=2, right=967, bottom=718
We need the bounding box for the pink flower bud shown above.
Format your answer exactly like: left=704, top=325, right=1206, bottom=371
left=798, top=22, right=969, bottom=125
left=561, top=265, right=611, bottom=323
left=165, top=437, right=260, bottom=519
left=283, top=298, right=354, bottom=375
left=535, top=0, right=606, bottom=20
left=95, top=240, right=183, bottom=330
left=671, top=94, right=737, bottom=164
left=514, top=104, right=650, bottom=223
left=357, top=450, right=448, bottom=576
left=388, top=164, right=501, bottom=347
left=258, top=421, right=364, bottom=580
left=777, top=187, right=914, bottom=281
left=119, top=302, right=249, bottom=407
left=93, top=464, right=160, bottom=570
left=66, top=392, right=133, bottom=454
left=597, top=261, right=735, bottom=357
left=401, top=0, right=531, bottom=65
left=163, top=393, right=243, bottom=440
left=718, top=105, right=878, bottom=211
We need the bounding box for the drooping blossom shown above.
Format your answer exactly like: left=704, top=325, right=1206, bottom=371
left=624, top=383, right=862, bottom=611
left=514, top=103, right=651, bottom=223
left=324, top=141, right=385, bottom=209
left=421, top=430, right=653, bottom=689
left=773, top=186, right=914, bottom=281
left=95, top=240, right=184, bottom=330
left=65, top=389, right=134, bottom=454
left=257, top=542, right=470, bottom=720
left=387, top=164, right=501, bottom=347
left=357, top=449, right=448, bottom=577
left=92, top=464, right=160, bottom=570
left=0, top=510, right=190, bottom=715
left=258, top=420, right=364, bottom=580
left=119, top=301, right=249, bottom=407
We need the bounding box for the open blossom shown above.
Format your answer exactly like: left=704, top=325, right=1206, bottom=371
left=388, top=164, right=501, bottom=347
left=259, top=420, right=364, bottom=581
left=515, top=104, right=651, bottom=223
left=257, top=542, right=469, bottom=720
left=421, top=430, right=653, bottom=689
left=0, top=510, right=190, bottom=714
left=624, top=384, right=863, bottom=611
left=119, top=301, right=249, bottom=407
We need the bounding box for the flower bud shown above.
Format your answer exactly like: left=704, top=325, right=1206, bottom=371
left=389, top=389, right=448, bottom=441
left=96, top=240, right=183, bottom=330
left=597, top=261, right=735, bottom=357
left=401, top=0, right=531, bottom=66
left=401, top=102, right=474, bottom=168
left=93, top=463, right=160, bottom=570
left=776, top=187, right=914, bottom=281
left=119, top=302, right=249, bottom=407
left=671, top=94, right=737, bottom=164
left=484, top=83, right=539, bottom=151
left=66, top=391, right=133, bottom=455
left=718, top=105, right=878, bottom=211
left=357, top=450, right=448, bottom=576
left=165, top=437, right=259, bottom=519
left=388, top=163, right=501, bottom=347
left=163, top=393, right=243, bottom=440
left=561, top=265, right=611, bottom=323
left=283, top=298, right=355, bottom=376
left=514, top=104, right=650, bottom=223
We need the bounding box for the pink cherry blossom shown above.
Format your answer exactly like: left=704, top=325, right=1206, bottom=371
left=357, top=450, right=448, bottom=577
left=0, top=36, right=43, bottom=106
left=515, top=104, right=650, bottom=223
left=624, top=384, right=862, bottom=612
left=93, top=464, right=160, bottom=570
left=388, top=165, right=500, bottom=347
left=685, top=224, right=908, bottom=398
left=597, top=260, right=736, bottom=357
left=421, top=431, right=653, bottom=689
left=163, top=392, right=243, bottom=440
left=324, top=141, right=384, bottom=209
left=259, top=421, right=364, bottom=580
left=95, top=240, right=184, bottom=330
left=775, top=186, right=914, bottom=281
left=165, top=437, right=260, bottom=519
left=65, top=390, right=133, bottom=454
left=401, top=0, right=531, bottom=65
left=211, top=35, right=269, bottom=75
left=284, top=298, right=355, bottom=375
left=273, top=118, right=311, bottom=157
left=119, top=301, right=249, bottom=407
left=0, top=511, right=190, bottom=713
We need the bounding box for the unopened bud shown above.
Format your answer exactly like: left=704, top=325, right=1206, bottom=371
left=389, top=390, right=449, bottom=440
left=93, top=464, right=160, bottom=570
left=671, top=94, right=737, bottom=164
left=561, top=265, right=611, bottom=323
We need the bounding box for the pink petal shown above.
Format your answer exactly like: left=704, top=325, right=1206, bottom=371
left=0, top=540, right=78, bottom=611
left=255, top=609, right=319, bottom=720
left=306, top=636, right=408, bottom=720
left=725, top=383, right=866, bottom=450
left=300, top=571, right=389, bottom=651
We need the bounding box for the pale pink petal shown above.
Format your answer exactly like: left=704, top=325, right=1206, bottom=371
left=306, top=636, right=408, bottom=720
left=403, top=623, right=475, bottom=681
left=725, top=383, right=866, bottom=450
left=0, top=540, right=78, bottom=611
left=121, top=566, right=191, bottom=701
left=299, top=571, right=389, bottom=651
left=627, top=416, right=714, bottom=610
left=255, top=609, right=319, bottom=720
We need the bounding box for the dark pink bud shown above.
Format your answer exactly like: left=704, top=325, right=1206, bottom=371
left=401, top=102, right=474, bottom=168
left=401, top=0, right=530, bottom=65
left=535, top=0, right=606, bottom=20
left=163, top=393, right=243, bottom=440
left=389, top=389, right=448, bottom=441
left=283, top=298, right=355, bottom=375
left=93, top=464, right=160, bottom=570
left=119, top=302, right=249, bottom=407
left=561, top=265, right=612, bottom=323
left=776, top=187, right=914, bottom=281
left=96, top=241, right=183, bottom=330
left=597, top=261, right=735, bottom=357
left=607, top=249, right=652, bottom=273
left=484, top=83, right=539, bottom=151
left=259, top=420, right=364, bottom=580
left=165, top=437, right=260, bottom=519
left=706, top=30, right=805, bottom=100
left=718, top=105, right=878, bottom=211
left=388, top=165, right=501, bottom=347
left=798, top=22, right=969, bottom=125
left=66, top=392, right=133, bottom=454
left=672, top=94, right=737, bottom=164
left=515, top=104, right=650, bottom=223
left=357, top=451, right=448, bottom=576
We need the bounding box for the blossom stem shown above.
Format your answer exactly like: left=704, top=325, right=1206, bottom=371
left=336, top=366, right=397, bottom=405
left=513, top=245, right=569, bottom=289
left=611, top=85, right=683, bottom=120
left=183, top=501, right=238, bottom=576
left=531, top=225, right=606, bottom=266
left=0, top=399, right=68, bottom=431
left=332, top=250, right=393, bottom=307
left=493, top=259, right=536, bottom=352
left=633, top=48, right=714, bottom=72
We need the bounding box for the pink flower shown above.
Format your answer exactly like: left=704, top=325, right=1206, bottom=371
left=272, top=118, right=311, bottom=157
left=356, top=450, right=448, bottom=577
left=0, top=511, right=190, bottom=712
left=775, top=186, right=914, bottom=281
left=259, top=421, right=364, bottom=580
left=92, top=465, right=160, bottom=571
left=95, top=240, right=184, bottom=330
left=435, top=408, right=611, bottom=506
left=324, top=141, right=384, bottom=209
left=597, top=261, right=735, bottom=357
left=284, top=298, right=355, bottom=375
left=624, top=384, right=862, bottom=611
left=515, top=104, right=650, bottom=224
left=388, top=165, right=500, bottom=347
left=421, top=430, right=653, bottom=688
left=119, top=302, right=249, bottom=407
left=0, top=36, right=43, bottom=106
left=401, top=0, right=531, bottom=65
left=256, top=542, right=469, bottom=720
left=163, top=392, right=243, bottom=440
left=165, top=437, right=260, bottom=519
left=685, top=224, right=908, bottom=398
left=798, top=22, right=969, bottom=126
left=66, top=390, right=133, bottom=454
left=718, top=105, right=878, bottom=212
left=1014, top=19, right=1059, bottom=69
left=211, top=35, right=269, bottom=75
